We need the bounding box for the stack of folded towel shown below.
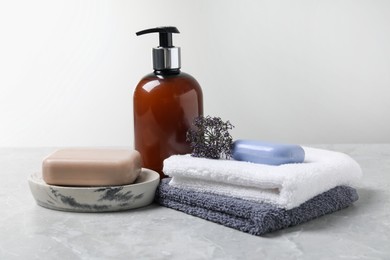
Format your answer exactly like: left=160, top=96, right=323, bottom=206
left=155, top=147, right=362, bottom=236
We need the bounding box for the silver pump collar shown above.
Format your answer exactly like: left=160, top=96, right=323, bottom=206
left=152, top=47, right=181, bottom=71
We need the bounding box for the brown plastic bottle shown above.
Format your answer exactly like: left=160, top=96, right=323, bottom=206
left=134, top=27, right=203, bottom=178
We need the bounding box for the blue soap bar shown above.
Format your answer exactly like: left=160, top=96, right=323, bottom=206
left=231, top=140, right=305, bottom=166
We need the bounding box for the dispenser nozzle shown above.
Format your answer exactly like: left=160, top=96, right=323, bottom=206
left=136, top=26, right=180, bottom=47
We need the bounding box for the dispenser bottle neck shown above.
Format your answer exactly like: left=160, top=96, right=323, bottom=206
left=154, top=68, right=181, bottom=76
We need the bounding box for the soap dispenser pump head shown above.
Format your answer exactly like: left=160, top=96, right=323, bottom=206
left=136, top=26, right=181, bottom=71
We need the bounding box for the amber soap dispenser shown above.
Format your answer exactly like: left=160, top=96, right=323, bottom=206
left=134, top=26, right=203, bottom=178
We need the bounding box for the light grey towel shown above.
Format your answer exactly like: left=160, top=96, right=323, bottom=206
left=155, top=178, right=359, bottom=236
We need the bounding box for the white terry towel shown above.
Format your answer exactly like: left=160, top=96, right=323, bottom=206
left=163, top=147, right=362, bottom=209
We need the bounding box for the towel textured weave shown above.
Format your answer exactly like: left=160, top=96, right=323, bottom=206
left=155, top=178, right=359, bottom=236
left=164, top=147, right=362, bottom=209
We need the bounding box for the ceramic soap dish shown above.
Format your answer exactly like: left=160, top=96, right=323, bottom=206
left=28, top=168, right=160, bottom=212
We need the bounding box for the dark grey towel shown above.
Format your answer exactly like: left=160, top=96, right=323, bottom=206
left=155, top=178, right=359, bottom=236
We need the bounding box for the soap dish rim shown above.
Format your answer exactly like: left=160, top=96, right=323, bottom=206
left=29, top=168, right=158, bottom=190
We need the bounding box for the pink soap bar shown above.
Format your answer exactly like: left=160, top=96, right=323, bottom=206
left=42, top=149, right=142, bottom=186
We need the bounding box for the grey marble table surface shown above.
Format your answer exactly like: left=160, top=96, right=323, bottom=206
left=0, top=145, right=389, bottom=260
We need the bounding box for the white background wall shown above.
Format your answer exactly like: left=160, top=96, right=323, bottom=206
left=0, top=0, right=389, bottom=147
